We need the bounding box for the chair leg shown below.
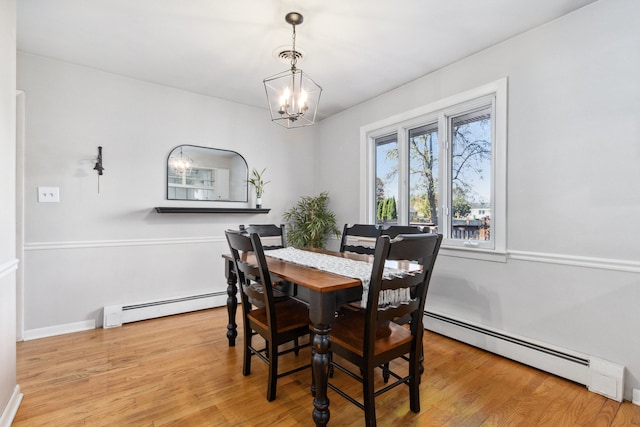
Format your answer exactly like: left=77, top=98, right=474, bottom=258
left=382, top=362, right=390, bottom=383
left=310, top=344, right=316, bottom=397
left=363, top=365, right=377, bottom=427
left=243, top=326, right=252, bottom=376
left=294, top=338, right=300, bottom=356
left=409, top=351, right=420, bottom=413
left=418, top=348, right=424, bottom=384
left=266, top=339, right=278, bottom=402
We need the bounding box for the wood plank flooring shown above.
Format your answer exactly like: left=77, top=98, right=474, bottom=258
left=13, top=307, right=640, bottom=426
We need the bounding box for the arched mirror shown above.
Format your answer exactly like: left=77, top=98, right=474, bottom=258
left=167, top=145, right=248, bottom=201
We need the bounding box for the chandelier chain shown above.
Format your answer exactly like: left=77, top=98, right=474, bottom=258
left=291, top=24, right=298, bottom=69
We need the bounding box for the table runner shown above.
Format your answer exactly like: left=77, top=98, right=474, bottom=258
left=265, top=247, right=413, bottom=308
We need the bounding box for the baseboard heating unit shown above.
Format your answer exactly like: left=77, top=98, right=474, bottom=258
left=103, top=291, right=228, bottom=329
left=424, top=310, right=625, bottom=402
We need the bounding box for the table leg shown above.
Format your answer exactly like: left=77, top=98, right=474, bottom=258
left=224, top=259, right=238, bottom=347
left=309, top=292, right=335, bottom=426
left=311, top=324, right=330, bottom=425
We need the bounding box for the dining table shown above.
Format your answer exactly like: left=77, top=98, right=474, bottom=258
left=222, top=248, right=371, bottom=426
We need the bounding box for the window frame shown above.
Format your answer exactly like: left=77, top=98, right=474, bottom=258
left=359, top=78, right=507, bottom=262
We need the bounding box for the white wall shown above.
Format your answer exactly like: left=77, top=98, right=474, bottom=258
left=0, top=0, right=20, bottom=423
left=17, top=53, right=316, bottom=332
left=317, top=0, right=640, bottom=399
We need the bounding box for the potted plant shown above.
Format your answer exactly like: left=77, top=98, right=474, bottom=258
left=283, top=191, right=341, bottom=248
left=248, top=168, right=269, bottom=208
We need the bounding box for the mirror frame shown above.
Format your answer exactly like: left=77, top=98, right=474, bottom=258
left=166, top=145, right=249, bottom=202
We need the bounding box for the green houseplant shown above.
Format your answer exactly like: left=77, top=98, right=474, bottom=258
left=283, top=191, right=341, bottom=248
left=248, top=168, right=270, bottom=208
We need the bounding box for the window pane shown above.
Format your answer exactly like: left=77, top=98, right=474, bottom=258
left=375, top=134, right=398, bottom=225
left=450, top=107, right=492, bottom=241
left=408, top=124, right=438, bottom=232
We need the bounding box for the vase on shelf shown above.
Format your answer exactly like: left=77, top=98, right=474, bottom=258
left=256, top=197, right=262, bottom=209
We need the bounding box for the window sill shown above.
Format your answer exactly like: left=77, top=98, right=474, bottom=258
left=439, top=246, right=507, bottom=263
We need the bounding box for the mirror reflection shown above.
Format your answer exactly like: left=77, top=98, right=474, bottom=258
left=167, top=145, right=248, bottom=202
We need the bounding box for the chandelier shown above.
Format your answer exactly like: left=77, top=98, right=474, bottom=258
left=263, top=12, right=322, bottom=129
left=169, top=147, right=193, bottom=175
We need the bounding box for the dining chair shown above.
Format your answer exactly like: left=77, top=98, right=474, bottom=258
left=328, top=233, right=442, bottom=427
left=339, top=224, right=382, bottom=255
left=225, top=230, right=311, bottom=402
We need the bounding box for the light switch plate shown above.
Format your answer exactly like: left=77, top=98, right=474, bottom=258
left=38, top=186, right=60, bottom=203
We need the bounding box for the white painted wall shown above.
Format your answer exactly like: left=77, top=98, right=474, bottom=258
left=0, top=0, right=20, bottom=422
left=17, top=53, right=316, bottom=332
left=317, top=0, right=640, bottom=399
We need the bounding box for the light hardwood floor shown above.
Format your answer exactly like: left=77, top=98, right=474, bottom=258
left=13, top=307, right=640, bottom=426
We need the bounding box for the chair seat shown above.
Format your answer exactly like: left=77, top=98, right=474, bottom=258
left=331, top=310, right=412, bottom=358
left=247, top=299, right=309, bottom=334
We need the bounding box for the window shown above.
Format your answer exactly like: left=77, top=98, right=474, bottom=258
left=361, top=79, right=507, bottom=259
left=375, top=134, right=399, bottom=224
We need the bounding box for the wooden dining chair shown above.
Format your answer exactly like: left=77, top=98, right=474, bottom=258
left=328, top=233, right=442, bottom=427
left=225, top=230, right=311, bottom=402
left=339, top=224, right=382, bottom=255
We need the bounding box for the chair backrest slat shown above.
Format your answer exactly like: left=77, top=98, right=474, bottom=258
left=242, top=283, right=266, bottom=308
left=340, top=224, right=381, bottom=255
left=381, top=225, right=427, bottom=239
left=242, top=224, right=286, bottom=249
left=377, top=300, right=420, bottom=323
left=378, top=274, right=423, bottom=292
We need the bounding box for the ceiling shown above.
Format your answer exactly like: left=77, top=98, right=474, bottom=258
left=17, top=0, right=598, bottom=121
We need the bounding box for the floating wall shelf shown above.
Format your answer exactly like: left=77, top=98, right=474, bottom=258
left=155, top=207, right=270, bottom=214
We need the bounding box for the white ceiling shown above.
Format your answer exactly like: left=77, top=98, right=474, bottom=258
left=17, top=0, right=598, bottom=120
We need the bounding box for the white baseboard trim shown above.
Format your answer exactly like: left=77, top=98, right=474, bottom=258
left=0, top=385, right=23, bottom=427
left=104, top=292, right=228, bottom=328
left=22, top=293, right=229, bottom=339
left=24, top=319, right=96, bottom=341
left=424, top=310, right=625, bottom=401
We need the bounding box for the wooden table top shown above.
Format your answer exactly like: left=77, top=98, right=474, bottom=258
left=223, top=248, right=365, bottom=293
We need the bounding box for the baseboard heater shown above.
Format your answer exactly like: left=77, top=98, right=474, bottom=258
left=103, top=291, right=228, bottom=329
left=424, top=310, right=625, bottom=402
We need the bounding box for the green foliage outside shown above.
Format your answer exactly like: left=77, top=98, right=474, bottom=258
left=410, top=195, right=432, bottom=223
left=376, top=199, right=385, bottom=222
left=453, top=196, right=471, bottom=218
left=376, top=196, right=397, bottom=223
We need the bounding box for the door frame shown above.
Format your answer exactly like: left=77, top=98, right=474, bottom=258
left=16, top=90, right=25, bottom=341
